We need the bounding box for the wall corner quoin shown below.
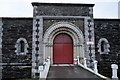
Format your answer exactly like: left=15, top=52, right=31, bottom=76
left=32, top=16, right=44, bottom=78
left=84, top=17, right=95, bottom=61
left=0, top=18, right=3, bottom=26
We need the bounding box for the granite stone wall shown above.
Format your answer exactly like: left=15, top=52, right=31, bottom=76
left=43, top=19, right=84, bottom=35
left=0, top=18, right=3, bottom=80
left=32, top=3, right=94, bottom=17
left=2, top=18, right=33, bottom=79
left=94, top=19, right=120, bottom=78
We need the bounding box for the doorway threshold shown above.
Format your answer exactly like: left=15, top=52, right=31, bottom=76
left=51, top=64, right=75, bottom=66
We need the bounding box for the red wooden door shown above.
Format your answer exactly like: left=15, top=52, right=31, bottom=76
left=53, top=33, right=73, bottom=64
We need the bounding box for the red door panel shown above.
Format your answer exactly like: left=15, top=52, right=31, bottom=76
left=54, top=34, right=64, bottom=43
left=63, top=34, right=72, bottom=44
left=53, top=33, right=73, bottom=64
left=63, top=44, right=73, bottom=63
left=53, top=44, right=63, bottom=64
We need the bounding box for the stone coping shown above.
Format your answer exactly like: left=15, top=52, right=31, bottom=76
left=32, top=2, right=94, bottom=7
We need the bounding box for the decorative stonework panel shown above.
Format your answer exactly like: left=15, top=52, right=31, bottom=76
left=84, top=17, right=95, bottom=68
left=32, top=16, right=43, bottom=77
left=43, top=19, right=84, bottom=35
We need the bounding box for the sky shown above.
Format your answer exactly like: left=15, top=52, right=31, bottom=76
left=0, top=0, right=119, bottom=18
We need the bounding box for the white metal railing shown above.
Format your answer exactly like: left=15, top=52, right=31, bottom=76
left=77, top=56, right=107, bottom=79
left=39, top=57, right=50, bottom=80
left=77, top=56, right=98, bottom=73
left=38, top=56, right=118, bottom=80
left=77, top=56, right=119, bottom=80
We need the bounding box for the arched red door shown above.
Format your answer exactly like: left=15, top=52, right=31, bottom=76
left=53, top=33, right=73, bottom=64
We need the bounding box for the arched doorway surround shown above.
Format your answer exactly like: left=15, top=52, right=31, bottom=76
left=43, top=22, right=84, bottom=64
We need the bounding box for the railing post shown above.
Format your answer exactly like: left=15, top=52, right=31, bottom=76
left=39, top=65, right=44, bottom=79
left=111, top=64, right=118, bottom=80
left=39, top=57, right=51, bottom=79
left=84, top=58, right=87, bottom=68
left=77, top=56, right=80, bottom=64
left=93, top=60, right=98, bottom=73
left=74, top=58, right=78, bottom=65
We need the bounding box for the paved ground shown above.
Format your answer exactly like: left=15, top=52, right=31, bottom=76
left=47, top=66, right=105, bottom=80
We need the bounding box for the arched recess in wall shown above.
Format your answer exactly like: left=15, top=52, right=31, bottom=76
left=15, top=38, right=29, bottom=55
left=97, top=38, right=110, bottom=54
left=43, top=22, right=85, bottom=64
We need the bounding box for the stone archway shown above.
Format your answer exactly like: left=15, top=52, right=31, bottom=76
left=43, top=22, right=84, bottom=64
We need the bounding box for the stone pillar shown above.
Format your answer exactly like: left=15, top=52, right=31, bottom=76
left=0, top=18, right=3, bottom=80
left=38, top=17, right=43, bottom=65
left=32, top=17, right=37, bottom=78
left=93, top=60, right=98, bottom=73
left=111, top=64, right=118, bottom=80
left=84, top=17, right=95, bottom=68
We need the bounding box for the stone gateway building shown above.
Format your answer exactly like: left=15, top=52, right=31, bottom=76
left=0, top=2, right=120, bottom=79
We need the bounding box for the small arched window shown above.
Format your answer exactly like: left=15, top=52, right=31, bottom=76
left=15, top=38, right=29, bottom=55
left=20, top=40, right=25, bottom=52
left=97, top=38, right=110, bottom=54
left=101, top=41, right=105, bottom=52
